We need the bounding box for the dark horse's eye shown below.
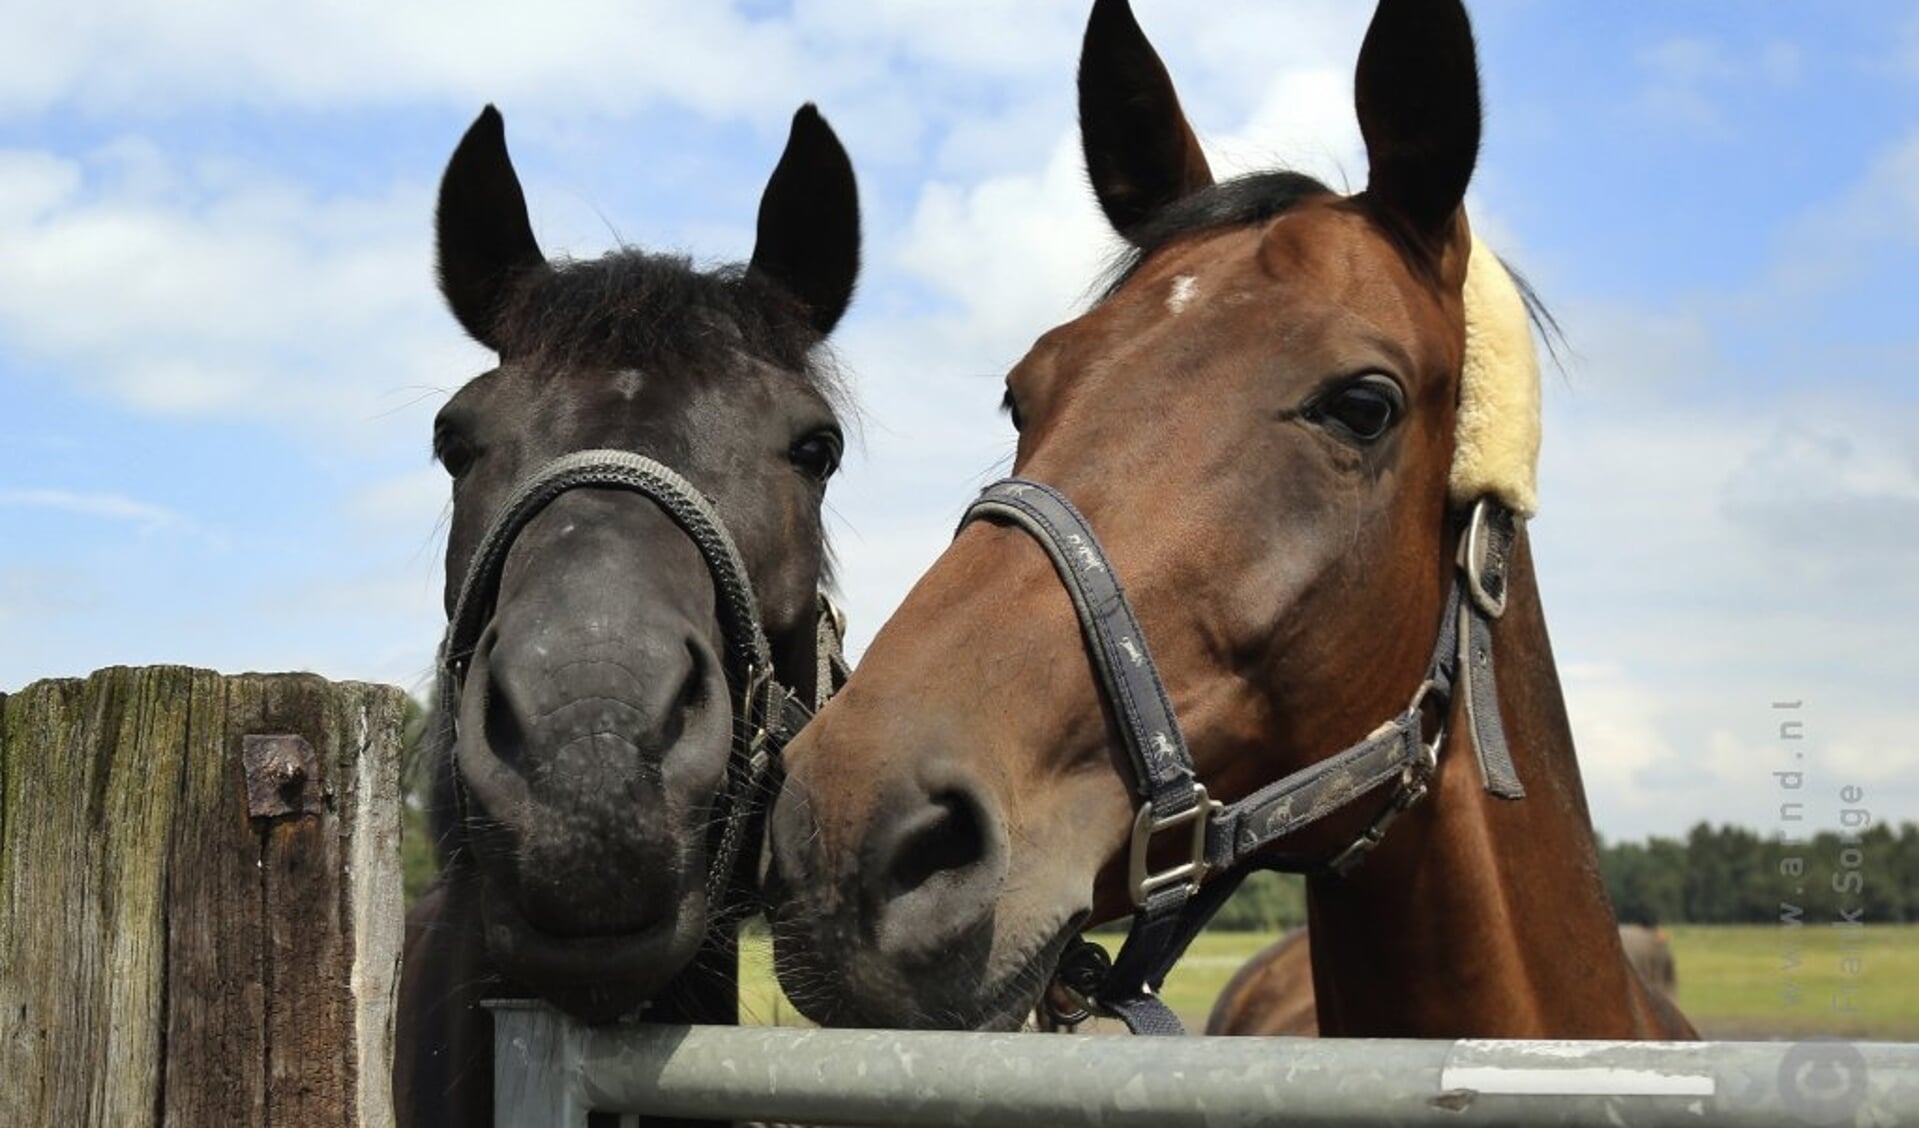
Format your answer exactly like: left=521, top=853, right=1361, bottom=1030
left=789, top=428, right=843, bottom=483
left=434, top=426, right=478, bottom=479
left=1310, top=374, right=1404, bottom=443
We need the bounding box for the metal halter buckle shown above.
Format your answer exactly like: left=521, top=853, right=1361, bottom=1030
left=1325, top=766, right=1432, bottom=877
left=1128, top=785, right=1222, bottom=906
left=738, top=663, right=777, bottom=757
left=819, top=592, right=848, bottom=641
left=1460, top=497, right=1514, bottom=620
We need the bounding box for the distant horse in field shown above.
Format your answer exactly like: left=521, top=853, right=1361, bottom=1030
left=395, top=104, right=859, bottom=1127
left=1208, top=923, right=1680, bottom=1036
left=763, top=0, right=1694, bottom=1042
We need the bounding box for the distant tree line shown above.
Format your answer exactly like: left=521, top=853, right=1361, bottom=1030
left=1599, top=821, right=1919, bottom=925
left=1198, top=822, right=1919, bottom=932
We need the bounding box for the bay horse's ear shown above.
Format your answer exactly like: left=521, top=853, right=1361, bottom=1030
left=1078, top=0, right=1214, bottom=242
left=749, top=104, right=861, bottom=337
left=1355, top=0, right=1482, bottom=248
left=437, top=106, right=546, bottom=353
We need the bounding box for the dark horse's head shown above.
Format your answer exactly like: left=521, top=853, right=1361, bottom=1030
left=428, top=104, right=857, bottom=1020
left=767, top=0, right=1513, bottom=1029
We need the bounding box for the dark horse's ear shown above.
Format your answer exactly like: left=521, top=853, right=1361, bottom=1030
left=749, top=104, right=861, bottom=337
left=1078, top=0, right=1214, bottom=242
left=1355, top=0, right=1482, bottom=248
left=437, top=106, right=546, bottom=353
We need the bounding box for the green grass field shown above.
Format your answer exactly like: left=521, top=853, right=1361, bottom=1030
left=739, top=923, right=1919, bottom=1038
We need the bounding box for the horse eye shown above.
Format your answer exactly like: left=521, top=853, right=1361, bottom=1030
left=1312, top=375, right=1403, bottom=443
left=434, top=429, right=478, bottom=478
left=1000, top=389, right=1024, bottom=433
left=789, top=429, right=843, bottom=483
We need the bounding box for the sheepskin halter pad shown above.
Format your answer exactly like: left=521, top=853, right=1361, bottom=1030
left=1452, top=233, right=1542, bottom=517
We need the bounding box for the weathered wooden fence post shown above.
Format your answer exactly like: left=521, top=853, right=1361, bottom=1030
left=0, top=666, right=406, bottom=1128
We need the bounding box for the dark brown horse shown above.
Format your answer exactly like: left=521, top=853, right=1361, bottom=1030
left=765, top=0, right=1694, bottom=1041
left=1208, top=923, right=1681, bottom=1036
left=396, top=104, right=858, bottom=1127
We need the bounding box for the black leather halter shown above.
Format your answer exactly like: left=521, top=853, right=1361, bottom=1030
left=435, top=449, right=849, bottom=926
left=959, top=478, right=1524, bottom=1035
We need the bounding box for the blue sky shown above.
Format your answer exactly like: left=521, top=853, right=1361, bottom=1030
left=3, top=1, right=1915, bottom=840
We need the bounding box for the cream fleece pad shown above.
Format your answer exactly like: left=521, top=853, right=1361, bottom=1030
left=1452, top=234, right=1542, bottom=517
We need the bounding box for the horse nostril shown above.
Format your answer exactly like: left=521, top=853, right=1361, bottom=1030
left=675, top=640, right=707, bottom=714
left=866, top=778, right=1007, bottom=964
left=888, top=789, right=990, bottom=896
left=483, top=669, right=531, bottom=768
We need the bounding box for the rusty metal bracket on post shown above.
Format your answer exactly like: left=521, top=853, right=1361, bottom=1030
left=243, top=734, right=322, bottom=818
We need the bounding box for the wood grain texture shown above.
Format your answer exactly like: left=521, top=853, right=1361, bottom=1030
left=163, top=670, right=267, bottom=1128
left=0, top=667, right=405, bottom=1128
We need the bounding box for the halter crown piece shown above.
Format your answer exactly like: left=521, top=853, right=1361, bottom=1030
left=969, top=228, right=1544, bottom=1036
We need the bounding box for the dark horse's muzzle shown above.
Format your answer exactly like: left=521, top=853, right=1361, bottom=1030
left=434, top=450, right=846, bottom=970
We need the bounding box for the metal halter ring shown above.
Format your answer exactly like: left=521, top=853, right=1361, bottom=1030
left=1460, top=496, right=1515, bottom=619
left=1405, top=678, right=1447, bottom=772
left=1041, top=938, right=1114, bottom=1028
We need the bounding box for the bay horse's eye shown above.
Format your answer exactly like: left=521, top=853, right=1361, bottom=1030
left=1000, top=389, right=1025, bottom=433
left=789, top=428, right=844, bottom=483
left=1310, top=374, right=1404, bottom=443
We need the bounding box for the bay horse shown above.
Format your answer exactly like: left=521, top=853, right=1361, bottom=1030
left=765, top=0, right=1694, bottom=1041
left=1208, top=923, right=1681, bottom=1036
left=395, top=104, right=858, bottom=1127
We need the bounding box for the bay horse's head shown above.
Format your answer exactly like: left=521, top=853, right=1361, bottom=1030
left=767, top=0, right=1539, bottom=1029
left=430, top=105, right=856, bottom=1021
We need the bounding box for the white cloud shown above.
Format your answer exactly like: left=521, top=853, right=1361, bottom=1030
left=0, top=142, right=484, bottom=444
left=0, top=2, right=822, bottom=122
left=1207, top=67, right=1363, bottom=189
left=0, top=487, right=183, bottom=531
left=1774, top=131, right=1919, bottom=295
left=1634, top=35, right=1803, bottom=132
left=895, top=133, right=1116, bottom=364
left=1560, top=661, right=1676, bottom=810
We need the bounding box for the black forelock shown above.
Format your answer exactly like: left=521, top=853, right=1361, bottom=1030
left=492, top=248, right=844, bottom=402
left=1099, top=170, right=1334, bottom=298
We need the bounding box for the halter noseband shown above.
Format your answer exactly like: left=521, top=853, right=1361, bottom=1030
left=436, top=449, right=848, bottom=927
left=958, top=478, right=1523, bottom=1035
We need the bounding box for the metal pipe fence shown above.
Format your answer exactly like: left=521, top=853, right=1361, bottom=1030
left=489, top=1001, right=1917, bottom=1127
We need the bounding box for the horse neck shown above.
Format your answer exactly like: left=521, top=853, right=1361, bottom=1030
left=1302, top=528, right=1682, bottom=1038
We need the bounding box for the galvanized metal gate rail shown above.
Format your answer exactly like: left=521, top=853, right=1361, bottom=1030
left=490, top=1001, right=1918, bottom=1126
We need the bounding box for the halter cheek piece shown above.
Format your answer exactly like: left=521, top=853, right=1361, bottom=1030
left=958, top=479, right=1523, bottom=1036
left=435, top=449, right=849, bottom=927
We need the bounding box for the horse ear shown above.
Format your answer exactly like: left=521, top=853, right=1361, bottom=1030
left=1078, top=0, right=1214, bottom=241
left=1355, top=0, right=1482, bottom=247
left=437, top=106, right=545, bottom=353
left=749, top=104, right=861, bottom=337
